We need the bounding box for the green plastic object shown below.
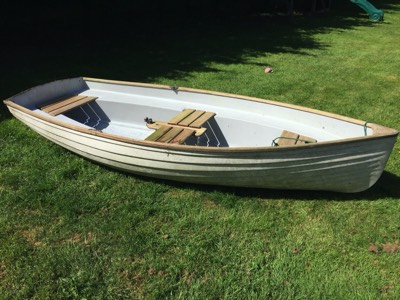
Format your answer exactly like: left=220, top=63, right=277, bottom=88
left=350, top=0, right=384, bottom=21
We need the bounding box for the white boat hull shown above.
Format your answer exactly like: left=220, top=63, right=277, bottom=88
left=4, top=77, right=398, bottom=193
left=7, top=106, right=396, bottom=193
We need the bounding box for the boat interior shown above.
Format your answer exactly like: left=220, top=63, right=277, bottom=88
left=12, top=78, right=372, bottom=148
left=45, top=97, right=317, bottom=147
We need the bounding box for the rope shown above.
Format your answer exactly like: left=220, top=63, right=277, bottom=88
left=363, top=121, right=369, bottom=136
left=272, top=136, right=298, bottom=146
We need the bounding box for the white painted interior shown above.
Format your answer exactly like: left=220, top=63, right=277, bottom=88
left=10, top=77, right=372, bottom=148
left=83, top=79, right=370, bottom=147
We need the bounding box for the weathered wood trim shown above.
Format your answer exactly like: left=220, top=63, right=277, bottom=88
left=178, top=110, right=205, bottom=127
left=145, top=125, right=172, bottom=142
left=168, top=109, right=196, bottom=125
left=190, top=111, right=216, bottom=128
left=40, top=95, right=97, bottom=116
left=277, top=130, right=317, bottom=146
left=145, top=108, right=216, bottom=143
left=278, top=130, right=300, bottom=146
left=158, top=127, right=185, bottom=143
left=170, top=128, right=196, bottom=144
left=146, top=121, right=207, bottom=137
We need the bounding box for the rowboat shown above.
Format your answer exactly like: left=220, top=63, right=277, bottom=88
left=3, top=77, right=398, bottom=193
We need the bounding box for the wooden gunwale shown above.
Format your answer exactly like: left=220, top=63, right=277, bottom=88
left=3, top=77, right=398, bottom=153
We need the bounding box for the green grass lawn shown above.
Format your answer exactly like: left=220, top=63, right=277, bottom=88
left=1, top=3, right=400, bottom=299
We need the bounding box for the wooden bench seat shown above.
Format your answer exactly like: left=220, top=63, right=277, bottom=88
left=40, top=95, right=98, bottom=116
left=145, top=109, right=216, bottom=144
left=168, top=109, right=216, bottom=128
left=277, top=130, right=317, bottom=146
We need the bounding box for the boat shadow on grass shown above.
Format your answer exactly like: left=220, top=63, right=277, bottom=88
left=227, top=171, right=400, bottom=201
left=0, top=105, right=13, bottom=124
left=128, top=169, right=400, bottom=201
left=122, top=167, right=400, bottom=201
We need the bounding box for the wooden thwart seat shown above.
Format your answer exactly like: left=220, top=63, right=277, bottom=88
left=40, top=95, right=98, bottom=116
left=277, top=130, right=317, bottom=146
left=145, top=109, right=216, bottom=144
